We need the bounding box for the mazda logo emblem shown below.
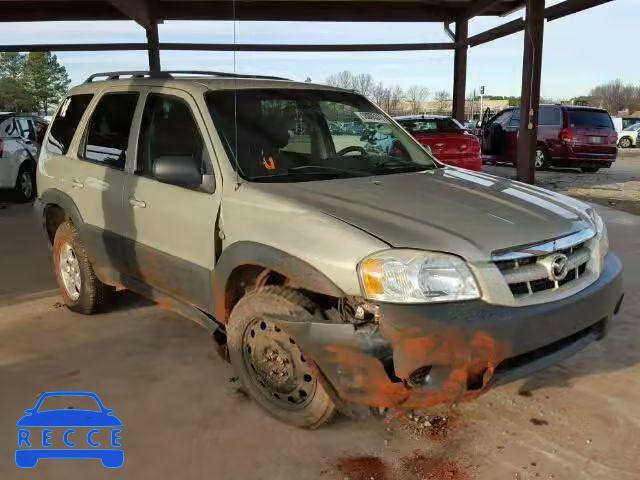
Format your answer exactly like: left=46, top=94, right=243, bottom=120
left=549, top=253, right=569, bottom=281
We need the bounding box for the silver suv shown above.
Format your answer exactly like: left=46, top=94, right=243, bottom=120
left=35, top=71, right=623, bottom=428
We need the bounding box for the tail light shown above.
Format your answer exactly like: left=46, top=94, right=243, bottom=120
left=560, top=128, right=573, bottom=145
left=469, top=138, right=481, bottom=154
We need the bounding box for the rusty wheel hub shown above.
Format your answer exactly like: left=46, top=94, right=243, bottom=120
left=243, top=317, right=317, bottom=408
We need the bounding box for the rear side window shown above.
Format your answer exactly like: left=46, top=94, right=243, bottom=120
left=47, top=94, right=93, bottom=155
left=539, top=107, right=561, bottom=126
left=508, top=109, right=521, bottom=127
left=136, top=93, right=205, bottom=182
left=568, top=110, right=613, bottom=129
left=79, top=92, right=139, bottom=169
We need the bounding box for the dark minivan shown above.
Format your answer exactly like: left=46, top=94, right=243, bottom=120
left=481, top=105, right=617, bottom=172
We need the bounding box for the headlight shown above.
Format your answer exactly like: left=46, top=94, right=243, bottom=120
left=357, top=249, right=480, bottom=303
left=587, top=208, right=609, bottom=267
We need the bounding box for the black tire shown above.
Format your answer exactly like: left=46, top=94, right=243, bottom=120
left=534, top=146, right=550, bottom=170
left=53, top=221, right=114, bottom=314
left=580, top=167, right=600, bottom=173
left=618, top=137, right=632, bottom=149
left=14, top=164, right=36, bottom=203
left=227, top=286, right=337, bottom=429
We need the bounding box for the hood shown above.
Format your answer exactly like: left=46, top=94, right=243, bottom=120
left=249, top=168, right=592, bottom=261
left=16, top=410, right=123, bottom=427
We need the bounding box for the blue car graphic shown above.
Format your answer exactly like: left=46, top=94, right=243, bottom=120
left=16, top=391, right=123, bottom=468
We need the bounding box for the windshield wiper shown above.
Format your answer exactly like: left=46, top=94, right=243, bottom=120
left=375, top=157, right=435, bottom=171
left=288, top=165, right=371, bottom=177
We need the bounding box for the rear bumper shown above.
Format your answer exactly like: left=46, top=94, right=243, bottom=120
left=278, top=254, right=623, bottom=411
left=552, top=145, right=617, bottom=164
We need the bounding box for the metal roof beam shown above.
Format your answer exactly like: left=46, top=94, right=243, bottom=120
left=0, top=42, right=455, bottom=53
left=109, top=0, right=155, bottom=28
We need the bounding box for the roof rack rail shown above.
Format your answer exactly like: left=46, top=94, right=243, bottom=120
left=85, top=71, right=171, bottom=82
left=85, top=70, right=290, bottom=83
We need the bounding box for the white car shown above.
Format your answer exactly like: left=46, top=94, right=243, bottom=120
left=0, top=113, right=46, bottom=201
left=618, top=122, right=640, bottom=148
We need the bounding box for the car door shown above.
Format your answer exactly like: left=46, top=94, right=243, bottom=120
left=120, top=88, right=221, bottom=311
left=538, top=106, right=563, bottom=158
left=69, top=89, right=143, bottom=274
left=15, top=116, right=39, bottom=159
left=503, top=108, right=520, bottom=162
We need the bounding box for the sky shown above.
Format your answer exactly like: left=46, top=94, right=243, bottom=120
left=0, top=0, right=637, bottom=99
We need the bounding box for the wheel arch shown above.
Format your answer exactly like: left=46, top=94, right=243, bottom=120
left=40, top=189, right=84, bottom=245
left=212, top=241, right=345, bottom=323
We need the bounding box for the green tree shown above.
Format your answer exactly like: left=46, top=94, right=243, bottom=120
left=0, top=52, right=27, bottom=79
left=0, top=78, right=36, bottom=111
left=23, top=52, right=70, bottom=113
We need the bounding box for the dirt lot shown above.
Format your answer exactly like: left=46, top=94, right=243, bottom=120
left=484, top=148, right=640, bottom=216
left=0, top=196, right=639, bottom=479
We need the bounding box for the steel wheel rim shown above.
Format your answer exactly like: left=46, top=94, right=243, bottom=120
left=242, top=316, right=317, bottom=410
left=20, top=171, right=33, bottom=198
left=534, top=150, right=545, bottom=168
left=620, top=138, right=631, bottom=148
left=59, top=243, right=81, bottom=300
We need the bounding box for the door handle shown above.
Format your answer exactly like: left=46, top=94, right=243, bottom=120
left=71, top=178, right=84, bottom=189
left=128, top=197, right=146, bottom=208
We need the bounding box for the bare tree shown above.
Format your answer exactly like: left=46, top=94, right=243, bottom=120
left=590, top=79, right=640, bottom=114
left=388, top=86, right=405, bottom=115
left=434, top=90, right=450, bottom=114
left=406, top=85, right=429, bottom=113
left=352, top=73, right=374, bottom=97
left=371, top=82, right=389, bottom=108
left=326, top=70, right=355, bottom=89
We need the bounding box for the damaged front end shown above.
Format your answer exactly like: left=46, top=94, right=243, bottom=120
left=270, top=254, right=622, bottom=414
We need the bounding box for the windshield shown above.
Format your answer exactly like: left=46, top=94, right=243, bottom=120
left=397, top=117, right=463, bottom=133
left=205, top=89, right=438, bottom=182
left=568, top=110, right=613, bottom=129
left=623, top=122, right=640, bottom=131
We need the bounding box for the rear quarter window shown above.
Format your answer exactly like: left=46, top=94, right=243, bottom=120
left=568, top=110, right=613, bottom=129
left=47, top=94, right=94, bottom=155
left=539, top=107, right=561, bottom=126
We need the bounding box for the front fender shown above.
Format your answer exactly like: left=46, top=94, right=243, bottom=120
left=212, top=241, right=345, bottom=322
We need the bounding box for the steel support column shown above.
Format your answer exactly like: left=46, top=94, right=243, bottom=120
left=146, top=23, right=161, bottom=72
left=516, top=0, right=544, bottom=184
left=452, top=19, right=468, bottom=122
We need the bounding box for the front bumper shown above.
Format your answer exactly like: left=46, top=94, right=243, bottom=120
left=278, top=253, right=623, bottom=411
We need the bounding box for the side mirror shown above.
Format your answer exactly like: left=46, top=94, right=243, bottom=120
left=476, top=121, right=482, bottom=128
left=152, top=156, right=202, bottom=188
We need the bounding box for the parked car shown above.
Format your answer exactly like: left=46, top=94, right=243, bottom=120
left=35, top=71, right=623, bottom=429
left=394, top=115, right=482, bottom=171
left=0, top=112, right=47, bottom=201
left=481, top=105, right=618, bottom=173
left=617, top=122, right=640, bottom=148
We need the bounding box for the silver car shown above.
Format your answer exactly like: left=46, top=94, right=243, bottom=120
left=35, top=71, right=623, bottom=428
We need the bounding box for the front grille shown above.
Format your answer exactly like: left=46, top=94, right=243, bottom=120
left=492, top=230, right=594, bottom=300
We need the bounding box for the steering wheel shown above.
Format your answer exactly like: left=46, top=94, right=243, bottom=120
left=337, top=146, right=368, bottom=157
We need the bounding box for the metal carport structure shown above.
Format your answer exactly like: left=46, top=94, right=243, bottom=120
left=0, top=0, right=613, bottom=184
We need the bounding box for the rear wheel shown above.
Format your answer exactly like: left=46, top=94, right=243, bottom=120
left=534, top=147, right=549, bottom=170
left=14, top=164, right=35, bottom=202
left=227, top=286, right=336, bottom=429
left=580, top=167, right=600, bottom=173
left=618, top=137, right=632, bottom=148
left=53, top=221, right=114, bottom=314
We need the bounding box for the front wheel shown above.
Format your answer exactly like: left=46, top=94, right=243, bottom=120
left=227, top=286, right=336, bottom=429
left=618, top=137, right=632, bottom=148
